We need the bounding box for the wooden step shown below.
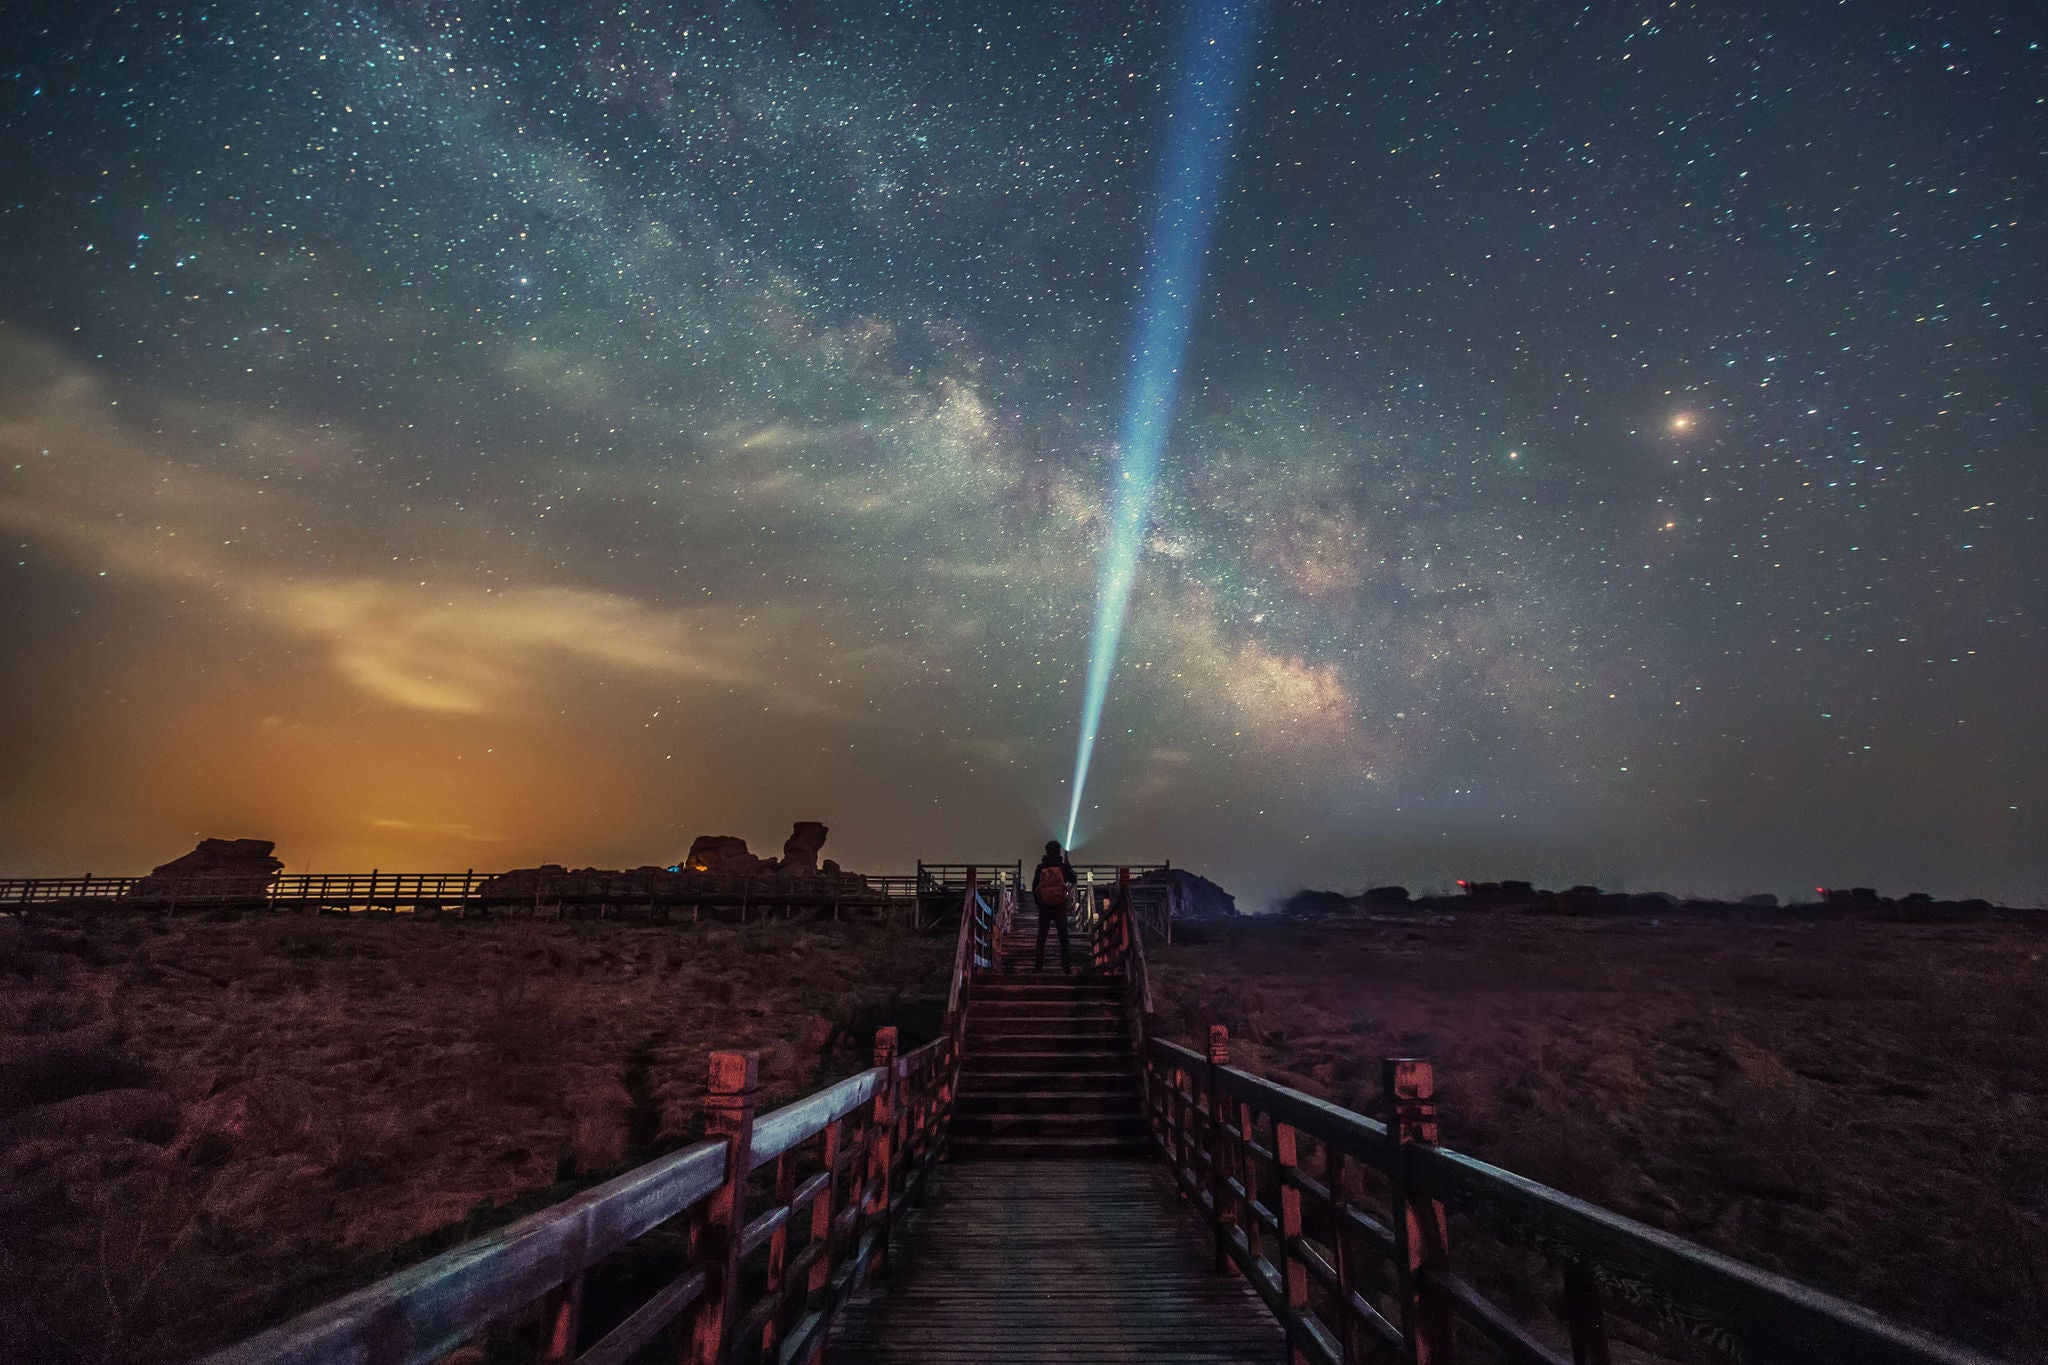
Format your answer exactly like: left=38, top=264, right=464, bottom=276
left=971, top=981, right=1123, bottom=999
left=965, top=1018, right=1127, bottom=1037
left=947, top=1133, right=1153, bottom=1159
left=966, top=1035, right=1135, bottom=1057
left=954, top=1069, right=1143, bottom=1094
left=955, top=1089, right=1141, bottom=1116
left=952, top=1115, right=1149, bottom=1143
left=966, top=998, right=1126, bottom=1017
left=958, top=1051, right=1135, bottom=1075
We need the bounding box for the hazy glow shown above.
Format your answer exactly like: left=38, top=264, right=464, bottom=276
left=1065, top=0, right=1267, bottom=849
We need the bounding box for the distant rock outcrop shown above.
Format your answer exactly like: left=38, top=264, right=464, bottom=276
left=133, top=838, right=282, bottom=900
left=1279, top=889, right=1355, bottom=917
left=480, top=822, right=854, bottom=902
left=685, top=835, right=772, bottom=876
left=779, top=822, right=829, bottom=875
left=1138, top=867, right=1239, bottom=919
left=683, top=823, right=832, bottom=877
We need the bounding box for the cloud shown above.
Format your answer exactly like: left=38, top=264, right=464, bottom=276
left=0, top=334, right=815, bottom=717
left=278, top=578, right=774, bottom=714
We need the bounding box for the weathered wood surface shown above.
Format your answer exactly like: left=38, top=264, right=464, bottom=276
left=829, top=1159, right=1283, bottom=1363
left=1143, top=1031, right=2004, bottom=1365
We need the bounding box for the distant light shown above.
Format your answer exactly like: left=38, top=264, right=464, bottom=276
left=1669, top=412, right=1695, bottom=432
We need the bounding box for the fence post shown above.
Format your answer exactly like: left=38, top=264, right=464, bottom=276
left=688, top=1050, right=758, bottom=1365
left=1563, top=1261, right=1611, bottom=1365
left=534, top=1273, right=583, bottom=1364
left=1116, top=866, right=1132, bottom=976
left=762, top=1140, right=796, bottom=1358
left=1326, top=1143, right=1365, bottom=1363
left=1207, top=1025, right=1235, bottom=1271
left=1385, top=1058, right=1455, bottom=1365
left=808, top=1115, right=844, bottom=1303
left=1276, top=1109, right=1310, bottom=1365
left=869, top=1026, right=899, bottom=1273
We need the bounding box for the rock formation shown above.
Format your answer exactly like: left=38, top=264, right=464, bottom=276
left=1138, top=867, right=1239, bottom=919
left=684, top=835, right=773, bottom=876
left=132, top=838, right=283, bottom=900
left=779, top=822, right=829, bottom=874
left=480, top=821, right=857, bottom=902
left=683, top=822, right=831, bottom=877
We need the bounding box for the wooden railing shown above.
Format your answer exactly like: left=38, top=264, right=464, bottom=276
left=201, top=861, right=1008, bottom=1365
left=0, top=865, right=1164, bottom=929
left=0, top=870, right=926, bottom=916
left=203, top=1024, right=953, bottom=1365
left=1138, top=1027, right=1999, bottom=1365
left=944, top=868, right=1013, bottom=1015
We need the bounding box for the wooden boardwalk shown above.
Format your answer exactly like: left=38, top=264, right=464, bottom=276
left=830, top=1159, right=1283, bottom=1364
left=189, top=870, right=2001, bottom=1365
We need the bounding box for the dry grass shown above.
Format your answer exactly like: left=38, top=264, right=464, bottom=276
left=1150, top=912, right=2048, bottom=1362
left=0, top=911, right=950, bottom=1365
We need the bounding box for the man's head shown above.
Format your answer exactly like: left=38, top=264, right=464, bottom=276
left=1045, top=840, right=1063, bottom=858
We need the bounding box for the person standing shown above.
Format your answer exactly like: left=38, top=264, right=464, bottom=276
left=1031, top=839, right=1076, bottom=972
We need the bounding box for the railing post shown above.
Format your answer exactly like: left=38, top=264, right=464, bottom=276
left=869, top=1026, right=899, bottom=1272
left=762, top=1143, right=796, bottom=1357
left=807, top=1115, right=843, bottom=1303
left=1276, top=1114, right=1310, bottom=1365
left=1326, top=1144, right=1365, bottom=1363
left=1116, top=866, right=1132, bottom=977
left=688, top=1050, right=758, bottom=1365
left=1563, top=1262, right=1611, bottom=1365
left=1385, top=1058, right=1455, bottom=1365
left=535, top=1274, right=583, bottom=1364
left=1207, top=1025, right=1235, bottom=1272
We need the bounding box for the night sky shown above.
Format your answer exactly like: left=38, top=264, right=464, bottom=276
left=2, top=2, right=2042, bottom=906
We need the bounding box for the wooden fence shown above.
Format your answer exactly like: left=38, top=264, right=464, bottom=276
left=198, top=873, right=993, bottom=1365
left=0, top=863, right=1173, bottom=933
left=0, top=870, right=928, bottom=918
left=942, top=868, right=1014, bottom=1016
left=1128, top=995, right=2000, bottom=1363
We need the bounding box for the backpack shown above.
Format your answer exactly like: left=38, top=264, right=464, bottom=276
left=1034, top=863, right=1069, bottom=910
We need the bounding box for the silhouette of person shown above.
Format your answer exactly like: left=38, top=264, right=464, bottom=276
left=1031, top=839, right=1076, bottom=972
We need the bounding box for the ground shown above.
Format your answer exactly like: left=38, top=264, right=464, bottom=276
left=1146, top=911, right=2048, bottom=1362
left=0, top=910, right=951, bottom=1365
left=6, top=907, right=2042, bottom=1364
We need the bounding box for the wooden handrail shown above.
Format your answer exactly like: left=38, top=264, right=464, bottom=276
left=0, top=870, right=932, bottom=912
left=945, top=867, right=981, bottom=1016
left=1138, top=1030, right=2000, bottom=1365
left=202, top=1027, right=957, bottom=1365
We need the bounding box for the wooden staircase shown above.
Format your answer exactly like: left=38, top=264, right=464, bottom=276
left=949, top=911, right=1148, bottom=1158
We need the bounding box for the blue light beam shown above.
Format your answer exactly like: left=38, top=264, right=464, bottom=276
left=1065, top=0, right=1267, bottom=850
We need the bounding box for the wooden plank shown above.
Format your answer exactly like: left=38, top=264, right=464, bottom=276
left=575, top=1269, right=707, bottom=1365
left=1213, top=1064, right=1392, bottom=1170
left=1429, top=1270, right=1569, bottom=1365
left=199, top=1141, right=726, bottom=1365
left=1411, top=1146, right=2001, bottom=1365
left=751, top=1070, right=882, bottom=1167
left=831, top=1160, right=1282, bottom=1365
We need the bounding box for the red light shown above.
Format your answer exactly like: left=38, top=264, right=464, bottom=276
left=1456, top=879, right=1468, bottom=887
left=1816, top=887, right=1826, bottom=896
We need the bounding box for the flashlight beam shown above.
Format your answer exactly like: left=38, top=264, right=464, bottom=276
left=1065, top=0, right=1266, bottom=850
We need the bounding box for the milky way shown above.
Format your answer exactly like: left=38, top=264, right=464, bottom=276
left=1, top=3, right=2042, bottom=904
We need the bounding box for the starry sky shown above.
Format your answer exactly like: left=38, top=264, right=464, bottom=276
left=1, top=2, right=2042, bottom=906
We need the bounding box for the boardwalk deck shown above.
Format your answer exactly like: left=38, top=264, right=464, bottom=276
left=830, top=1159, right=1283, bottom=1364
